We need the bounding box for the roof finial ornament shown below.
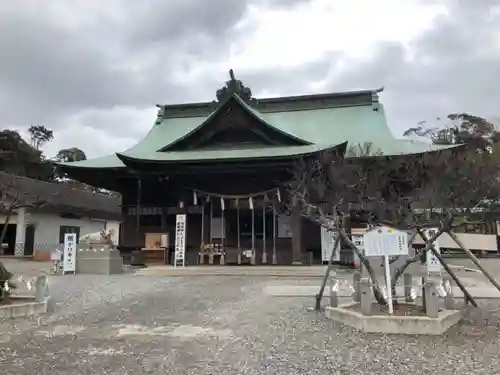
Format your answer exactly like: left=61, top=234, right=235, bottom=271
left=214, top=69, right=256, bottom=106
left=155, top=104, right=166, bottom=125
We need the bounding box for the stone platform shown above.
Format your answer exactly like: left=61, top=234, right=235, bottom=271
left=325, top=302, right=462, bottom=335
left=0, top=296, right=50, bottom=319
left=134, top=265, right=348, bottom=278
left=76, top=245, right=123, bottom=275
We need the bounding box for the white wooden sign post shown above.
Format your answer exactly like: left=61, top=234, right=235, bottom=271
left=351, top=227, right=367, bottom=270
left=174, top=214, right=187, bottom=268
left=424, top=227, right=442, bottom=276
left=321, top=220, right=340, bottom=263
left=63, top=233, right=77, bottom=275
left=364, top=226, right=409, bottom=315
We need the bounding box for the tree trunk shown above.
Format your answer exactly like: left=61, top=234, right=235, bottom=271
left=315, top=233, right=341, bottom=310
left=338, top=230, right=387, bottom=305
left=390, top=227, right=443, bottom=291
left=447, top=230, right=500, bottom=294
left=0, top=203, right=16, bottom=247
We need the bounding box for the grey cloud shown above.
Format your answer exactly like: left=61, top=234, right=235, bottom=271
left=0, top=0, right=258, bottom=130
left=239, top=57, right=336, bottom=97
left=126, top=0, right=249, bottom=49
left=323, top=2, right=500, bottom=136
left=1, top=0, right=499, bottom=158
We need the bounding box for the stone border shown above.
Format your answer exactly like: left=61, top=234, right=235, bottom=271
left=0, top=296, right=50, bottom=319
left=325, top=302, right=462, bottom=335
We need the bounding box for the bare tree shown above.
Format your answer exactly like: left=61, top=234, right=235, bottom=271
left=287, top=141, right=500, bottom=308
left=0, top=181, right=48, bottom=247
left=0, top=178, right=49, bottom=302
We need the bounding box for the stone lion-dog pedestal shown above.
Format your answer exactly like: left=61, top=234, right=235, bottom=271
left=76, top=230, right=123, bottom=275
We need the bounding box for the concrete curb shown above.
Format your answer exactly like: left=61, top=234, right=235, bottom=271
left=0, top=296, right=50, bottom=319
left=264, top=285, right=500, bottom=299
left=325, top=303, right=462, bottom=335
left=135, top=272, right=329, bottom=278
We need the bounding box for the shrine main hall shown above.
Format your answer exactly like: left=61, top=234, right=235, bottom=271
left=59, top=70, right=446, bottom=266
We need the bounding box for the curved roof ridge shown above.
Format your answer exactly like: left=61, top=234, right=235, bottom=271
left=157, top=93, right=311, bottom=152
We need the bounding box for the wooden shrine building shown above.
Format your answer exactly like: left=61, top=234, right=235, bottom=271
left=59, top=70, right=449, bottom=265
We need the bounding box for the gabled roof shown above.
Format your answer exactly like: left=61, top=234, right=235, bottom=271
left=58, top=72, right=455, bottom=171
left=161, top=93, right=311, bottom=151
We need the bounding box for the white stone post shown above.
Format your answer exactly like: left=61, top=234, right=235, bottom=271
left=14, top=207, right=26, bottom=256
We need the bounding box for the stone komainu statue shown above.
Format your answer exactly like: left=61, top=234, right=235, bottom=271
left=79, top=229, right=116, bottom=246
left=0, top=261, right=14, bottom=301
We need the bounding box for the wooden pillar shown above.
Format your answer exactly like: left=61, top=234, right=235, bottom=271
left=262, top=202, right=267, bottom=264
left=135, top=178, right=142, bottom=251
left=272, top=202, right=277, bottom=265
left=291, top=202, right=302, bottom=265
left=237, top=199, right=241, bottom=264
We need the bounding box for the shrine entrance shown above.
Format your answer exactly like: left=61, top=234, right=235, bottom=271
left=196, top=189, right=286, bottom=266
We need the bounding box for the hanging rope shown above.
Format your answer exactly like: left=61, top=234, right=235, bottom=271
left=189, top=187, right=279, bottom=200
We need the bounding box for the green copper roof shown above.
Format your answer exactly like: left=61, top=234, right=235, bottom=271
left=118, top=143, right=344, bottom=164
left=60, top=89, right=454, bottom=170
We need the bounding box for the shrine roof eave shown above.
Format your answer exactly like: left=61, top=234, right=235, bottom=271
left=116, top=142, right=348, bottom=167
left=345, top=140, right=463, bottom=158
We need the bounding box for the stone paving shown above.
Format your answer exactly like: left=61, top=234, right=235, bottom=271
left=0, top=271, right=499, bottom=374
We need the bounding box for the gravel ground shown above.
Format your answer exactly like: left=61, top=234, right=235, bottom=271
left=0, top=274, right=499, bottom=375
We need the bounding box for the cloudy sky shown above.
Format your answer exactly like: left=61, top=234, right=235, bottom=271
left=1, top=0, right=499, bottom=158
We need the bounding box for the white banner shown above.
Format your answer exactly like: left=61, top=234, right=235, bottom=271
left=321, top=221, right=340, bottom=262
left=174, top=214, right=187, bottom=267
left=63, top=233, right=77, bottom=273
left=424, top=227, right=441, bottom=275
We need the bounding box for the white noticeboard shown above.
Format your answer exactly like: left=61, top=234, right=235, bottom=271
left=63, top=233, right=77, bottom=274
left=363, top=226, right=408, bottom=315
left=424, top=227, right=441, bottom=275
left=321, top=221, right=340, bottom=262
left=210, top=217, right=225, bottom=239
left=277, top=215, right=292, bottom=238
left=363, top=226, right=409, bottom=257
left=174, top=214, right=187, bottom=268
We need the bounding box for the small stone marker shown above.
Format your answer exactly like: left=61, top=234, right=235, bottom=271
left=404, top=273, right=413, bottom=302
left=423, top=281, right=439, bottom=318
left=359, top=279, right=372, bottom=316
left=353, top=272, right=361, bottom=302
left=35, top=276, right=49, bottom=302
left=443, top=277, right=455, bottom=310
